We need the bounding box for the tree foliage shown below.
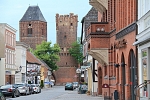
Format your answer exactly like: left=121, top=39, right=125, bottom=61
left=34, top=41, right=60, bottom=71
left=69, top=39, right=83, bottom=65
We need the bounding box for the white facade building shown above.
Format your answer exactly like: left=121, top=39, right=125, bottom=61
left=134, top=0, right=150, bottom=99
left=0, top=23, right=17, bottom=85
left=15, top=41, right=29, bottom=83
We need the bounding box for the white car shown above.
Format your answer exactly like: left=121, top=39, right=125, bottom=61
left=15, top=83, right=30, bottom=95
left=31, top=84, right=41, bottom=93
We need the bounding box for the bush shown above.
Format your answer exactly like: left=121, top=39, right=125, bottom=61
left=40, top=80, right=44, bottom=88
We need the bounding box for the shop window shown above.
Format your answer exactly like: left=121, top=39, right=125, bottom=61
left=142, top=49, right=148, bottom=97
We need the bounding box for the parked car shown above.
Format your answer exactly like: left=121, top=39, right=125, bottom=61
left=27, top=84, right=34, bottom=94
left=0, top=84, right=20, bottom=98
left=31, top=84, right=41, bottom=93
left=65, top=82, right=74, bottom=90
left=15, top=83, right=30, bottom=95
left=72, top=82, right=79, bottom=89
left=0, top=90, right=6, bottom=100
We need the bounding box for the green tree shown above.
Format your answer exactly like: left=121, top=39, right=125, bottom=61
left=69, top=38, right=83, bottom=66
left=34, top=41, right=60, bottom=71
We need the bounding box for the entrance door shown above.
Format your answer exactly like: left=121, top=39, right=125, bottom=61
left=130, top=50, right=136, bottom=100
left=121, top=53, right=126, bottom=100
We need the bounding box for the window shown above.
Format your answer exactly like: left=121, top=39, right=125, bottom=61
left=70, top=23, right=73, bottom=26
left=42, top=29, right=44, bottom=35
left=142, top=49, right=148, bottom=96
left=64, top=35, right=67, bottom=39
left=104, top=66, right=107, bottom=76
left=28, top=24, right=32, bottom=34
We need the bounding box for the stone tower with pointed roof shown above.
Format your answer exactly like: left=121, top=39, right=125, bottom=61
left=19, top=6, right=47, bottom=49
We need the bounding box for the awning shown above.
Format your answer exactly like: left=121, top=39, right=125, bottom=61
left=89, top=0, right=108, bottom=13
left=88, top=49, right=108, bottom=65
left=133, top=36, right=150, bottom=45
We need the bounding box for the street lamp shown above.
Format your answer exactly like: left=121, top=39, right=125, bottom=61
left=76, top=68, right=81, bottom=83
left=15, top=66, right=22, bottom=74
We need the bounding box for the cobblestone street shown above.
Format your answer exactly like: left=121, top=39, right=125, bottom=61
left=6, top=86, right=104, bottom=100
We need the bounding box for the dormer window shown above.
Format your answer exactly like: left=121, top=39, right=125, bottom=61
left=96, top=28, right=100, bottom=32
left=101, top=28, right=104, bottom=31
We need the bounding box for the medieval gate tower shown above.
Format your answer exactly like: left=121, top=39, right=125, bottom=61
left=19, top=6, right=47, bottom=49
left=55, top=13, right=78, bottom=85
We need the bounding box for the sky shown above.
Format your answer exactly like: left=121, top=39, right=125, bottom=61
left=0, top=0, right=92, bottom=44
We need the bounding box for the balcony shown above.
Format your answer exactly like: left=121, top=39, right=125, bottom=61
left=89, top=0, right=108, bottom=13
left=86, top=22, right=109, bottom=65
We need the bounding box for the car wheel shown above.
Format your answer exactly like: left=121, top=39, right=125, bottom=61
left=12, top=92, right=16, bottom=98
left=16, top=90, right=20, bottom=97
left=24, top=91, right=27, bottom=96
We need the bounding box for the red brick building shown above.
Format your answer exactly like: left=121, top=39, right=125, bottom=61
left=81, top=0, right=137, bottom=100
left=55, top=13, right=78, bottom=85
left=19, top=6, right=47, bottom=49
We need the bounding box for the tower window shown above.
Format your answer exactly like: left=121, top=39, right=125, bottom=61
left=70, top=23, right=73, bottom=26
left=64, top=35, right=67, bottom=39
left=42, top=29, right=44, bottom=35
left=28, top=28, right=32, bottom=34
left=28, top=24, right=32, bottom=34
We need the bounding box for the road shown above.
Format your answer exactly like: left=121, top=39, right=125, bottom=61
left=6, top=86, right=104, bottom=100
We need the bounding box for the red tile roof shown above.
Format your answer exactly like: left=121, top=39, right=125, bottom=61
left=26, top=50, right=41, bottom=65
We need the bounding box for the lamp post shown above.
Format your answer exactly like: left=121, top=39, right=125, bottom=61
left=15, top=66, right=22, bottom=74
left=76, top=68, right=81, bottom=83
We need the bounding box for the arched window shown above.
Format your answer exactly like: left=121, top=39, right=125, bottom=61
left=28, top=24, right=32, bottom=34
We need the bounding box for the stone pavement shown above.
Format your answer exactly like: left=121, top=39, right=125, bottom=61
left=50, top=90, right=104, bottom=100
left=42, top=86, right=104, bottom=100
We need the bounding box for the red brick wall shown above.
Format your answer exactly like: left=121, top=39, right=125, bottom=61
left=20, top=21, right=47, bottom=49
left=88, top=0, right=137, bottom=100
left=55, top=13, right=78, bottom=85
left=54, top=67, right=77, bottom=85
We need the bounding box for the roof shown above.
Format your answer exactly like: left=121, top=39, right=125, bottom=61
left=26, top=50, right=41, bottom=65
left=39, top=59, right=52, bottom=71
left=20, top=6, right=46, bottom=22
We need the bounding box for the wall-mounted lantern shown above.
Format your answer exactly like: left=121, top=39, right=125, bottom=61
left=15, top=66, right=22, bottom=74
left=114, top=63, right=120, bottom=68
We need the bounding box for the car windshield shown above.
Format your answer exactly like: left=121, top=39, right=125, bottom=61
left=15, top=84, right=24, bottom=87
left=0, top=85, right=11, bottom=89
left=66, top=83, right=72, bottom=86
left=31, top=84, right=36, bottom=87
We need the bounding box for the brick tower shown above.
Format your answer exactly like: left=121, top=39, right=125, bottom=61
left=55, top=13, right=78, bottom=85
left=19, top=6, right=47, bottom=49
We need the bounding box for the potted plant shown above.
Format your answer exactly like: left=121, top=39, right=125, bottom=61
left=86, top=91, right=90, bottom=95
left=40, top=80, right=44, bottom=89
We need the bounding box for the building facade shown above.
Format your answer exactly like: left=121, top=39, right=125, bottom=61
left=82, top=0, right=138, bottom=100
left=19, top=5, right=47, bottom=49
left=55, top=13, right=78, bottom=85
left=26, top=50, right=41, bottom=84
left=15, top=41, right=29, bottom=83
left=0, top=23, right=17, bottom=85
left=81, top=7, right=100, bottom=95
left=133, top=0, right=150, bottom=99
